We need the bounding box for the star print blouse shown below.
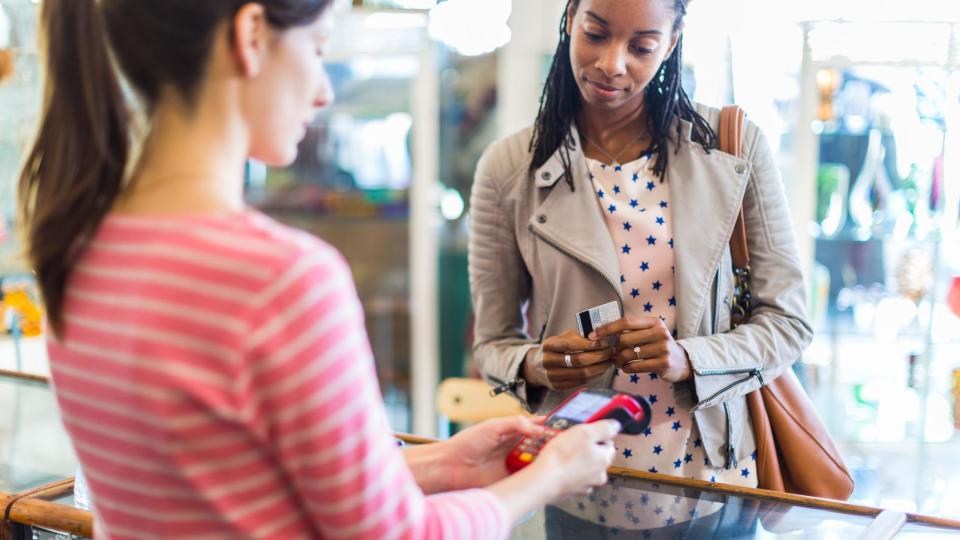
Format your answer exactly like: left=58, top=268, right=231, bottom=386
left=553, top=155, right=757, bottom=531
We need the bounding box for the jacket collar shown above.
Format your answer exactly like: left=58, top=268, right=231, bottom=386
left=529, top=119, right=752, bottom=338
left=533, top=128, right=584, bottom=188
left=532, top=120, right=696, bottom=187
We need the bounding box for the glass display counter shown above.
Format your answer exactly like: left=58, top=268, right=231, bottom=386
left=508, top=470, right=960, bottom=539
left=3, top=380, right=959, bottom=540
left=0, top=374, right=75, bottom=494
left=6, top=463, right=960, bottom=540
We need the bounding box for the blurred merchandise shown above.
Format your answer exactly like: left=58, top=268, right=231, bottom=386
left=815, top=163, right=850, bottom=237
left=0, top=47, right=11, bottom=83
left=816, top=68, right=841, bottom=122
left=895, top=247, right=934, bottom=304
left=953, top=369, right=960, bottom=431
left=808, top=262, right=831, bottom=327
left=0, top=2, right=12, bottom=83
left=907, top=353, right=919, bottom=389
left=1, top=280, right=43, bottom=338
left=948, top=277, right=960, bottom=319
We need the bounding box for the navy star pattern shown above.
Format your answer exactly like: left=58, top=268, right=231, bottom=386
left=563, top=156, right=757, bottom=532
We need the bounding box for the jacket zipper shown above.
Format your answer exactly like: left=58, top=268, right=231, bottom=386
left=488, top=374, right=523, bottom=397
left=694, top=366, right=764, bottom=409
left=712, top=268, right=721, bottom=335
left=723, top=401, right=738, bottom=470
left=528, top=226, right=623, bottom=303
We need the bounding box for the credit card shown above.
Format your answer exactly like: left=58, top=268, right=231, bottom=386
left=576, top=301, right=621, bottom=340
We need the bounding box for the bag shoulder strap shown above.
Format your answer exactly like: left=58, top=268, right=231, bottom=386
left=719, top=105, right=750, bottom=271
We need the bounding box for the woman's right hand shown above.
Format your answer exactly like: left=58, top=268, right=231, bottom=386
left=531, top=420, right=620, bottom=499
left=524, top=330, right=615, bottom=390
left=486, top=420, right=619, bottom=521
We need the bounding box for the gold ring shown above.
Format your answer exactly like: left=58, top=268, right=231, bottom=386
left=633, top=346, right=642, bottom=361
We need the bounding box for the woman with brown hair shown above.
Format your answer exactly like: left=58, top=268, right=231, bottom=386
left=18, top=1, right=620, bottom=537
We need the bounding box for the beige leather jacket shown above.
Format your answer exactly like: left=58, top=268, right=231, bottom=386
left=468, top=104, right=813, bottom=469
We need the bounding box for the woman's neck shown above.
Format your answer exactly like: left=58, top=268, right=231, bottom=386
left=577, top=99, right=651, bottom=164
left=114, top=89, right=250, bottom=216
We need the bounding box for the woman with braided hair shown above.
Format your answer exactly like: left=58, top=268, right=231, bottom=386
left=470, top=0, right=812, bottom=533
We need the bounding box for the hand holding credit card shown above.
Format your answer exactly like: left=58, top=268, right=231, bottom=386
left=576, top=301, right=621, bottom=347
left=522, top=301, right=622, bottom=391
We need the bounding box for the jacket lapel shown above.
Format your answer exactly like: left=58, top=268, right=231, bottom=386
left=527, top=120, right=753, bottom=320
left=668, top=120, right=752, bottom=339
left=528, top=129, right=623, bottom=298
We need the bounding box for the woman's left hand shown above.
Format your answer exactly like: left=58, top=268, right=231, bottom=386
left=442, top=415, right=546, bottom=489
left=590, top=316, right=693, bottom=383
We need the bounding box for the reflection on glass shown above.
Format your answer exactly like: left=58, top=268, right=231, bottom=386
left=513, top=476, right=877, bottom=539
left=0, top=378, right=77, bottom=493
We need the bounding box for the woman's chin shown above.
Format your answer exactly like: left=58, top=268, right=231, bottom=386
left=253, top=147, right=299, bottom=169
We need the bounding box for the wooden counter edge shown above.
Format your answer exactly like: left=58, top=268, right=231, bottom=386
left=0, top=369, right=49, bottom=385
left=6, top=496, right=92, bottom=538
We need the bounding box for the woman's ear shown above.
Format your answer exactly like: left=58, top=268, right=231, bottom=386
left=231, top=3, right=269, bottom=78
left=665, top=28, right=682, bottom=60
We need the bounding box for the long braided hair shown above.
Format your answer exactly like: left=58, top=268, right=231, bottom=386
left=528, top=0, right=716, bottom=190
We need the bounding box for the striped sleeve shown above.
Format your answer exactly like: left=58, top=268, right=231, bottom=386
left=241, top=246, right=511, bottom=540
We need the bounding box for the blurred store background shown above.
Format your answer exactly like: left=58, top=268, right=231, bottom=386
left=1, top=0, right=959, bottom=519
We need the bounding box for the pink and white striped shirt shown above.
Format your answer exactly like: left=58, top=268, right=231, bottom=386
left=47, top=210, right=509, bottom=540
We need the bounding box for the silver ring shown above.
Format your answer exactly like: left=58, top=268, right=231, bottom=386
left=633, top=346, right=642, bottom=361
left=564, top=354, right=573, bottom=368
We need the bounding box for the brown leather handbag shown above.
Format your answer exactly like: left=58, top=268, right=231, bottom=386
left=719, top=106, right=854, bottom=500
